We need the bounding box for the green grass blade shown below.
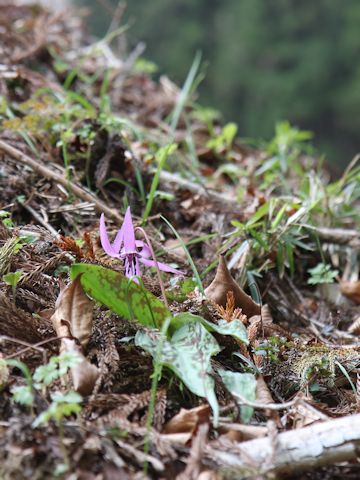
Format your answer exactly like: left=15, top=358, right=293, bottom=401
left=170, top=51, right=202, bottom=132
left=142, top=144, right=177, bottom=222
left=160, top=215, right=204, bottom=293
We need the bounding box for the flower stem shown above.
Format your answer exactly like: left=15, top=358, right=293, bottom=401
left=135, top=227, right=169, bottom=309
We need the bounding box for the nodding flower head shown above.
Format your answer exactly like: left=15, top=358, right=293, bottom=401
left=99, top=207, right=184, bottom=283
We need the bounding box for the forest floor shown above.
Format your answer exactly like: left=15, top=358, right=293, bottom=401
left=1, top=3, right=360, bottom=480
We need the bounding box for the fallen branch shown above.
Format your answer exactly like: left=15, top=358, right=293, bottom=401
left=206, top=413, right=360, bottom=477
left=303, top=224, right=360, bottom=249
left=0, top=140, right=123, bottom=224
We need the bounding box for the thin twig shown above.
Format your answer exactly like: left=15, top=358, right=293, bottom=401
left=2, top=335, right=73, bottom=362
left=135, top=227, right=169, bottom=309
left=0, top=140, right=123, bottom=224
left=22, top=203, right=59, bottom=238
left=233, top=392, right=328, bottom=419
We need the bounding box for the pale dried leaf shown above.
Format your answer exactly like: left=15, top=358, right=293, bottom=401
left=261, top=304, right=273, bottom=326
left=256, top=375, right=280, bottom=424
left=62, top=337, right=99, bottom=396
left=340, top=280, right=360, bottom=304
left=164, top=405, right=210, bottom=434
left=51, top=276, right=94, bottom=349
left=205, top=255, right=261, bottom=318
left=160, top=432, right=193, bottom=445
left=290, top=392, right=325, bottom=429
left=219, top=423, right=268, bottom=442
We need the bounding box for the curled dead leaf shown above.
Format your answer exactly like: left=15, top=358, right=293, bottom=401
left=52, top=276, right=94, bottom=349
left=51, top=278, right=99, bottom=395
left=205, top=255, right=261, bottom=318
left=340, top=280, right=360, bottom=304
left=164, top=405, right=210, bottom=434
left=61, top=335, right=99, bottom=396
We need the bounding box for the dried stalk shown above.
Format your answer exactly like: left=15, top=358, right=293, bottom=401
left=0, top=140, right=123, bottom=224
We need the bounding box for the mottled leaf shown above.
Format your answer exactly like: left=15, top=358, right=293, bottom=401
left=71, top=263, right=171, bottom=329
left=135, top=321, right=220, bottom=425
left=174, top=312, right=249, bottom=345
left=218, top=369, right=256, bottom=423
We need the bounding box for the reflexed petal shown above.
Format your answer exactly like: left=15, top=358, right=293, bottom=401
left=122, top=207, right=136, bottom=254
left=140, top=257, right=185, bottom=275
left=99, top=213, right=120, bottom=257
left=135, top=240, right=151, bottom=258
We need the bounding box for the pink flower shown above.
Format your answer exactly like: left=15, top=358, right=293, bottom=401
left=99, top=207, right=184, bottom=282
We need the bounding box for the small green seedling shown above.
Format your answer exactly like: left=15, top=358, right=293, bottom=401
left=32, top=390, right=82, bottom=474
left=307, top=262, right=339, bottom=285
left=6, top=358, right=35, bottom=412
left=0, top=210, right=14, bottom=228
left=3, top=270, right=22, bottom=302
left=7, top=352, right=83, bottom=474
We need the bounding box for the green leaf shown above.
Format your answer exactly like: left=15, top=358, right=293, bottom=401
left=33, top=352, right=82, bottom=386
left=32, top=391, right=82, bottom=428
left=3, top=270, right=22, bottom=287
left=246, top=202, right=270, bottom=227
left=12, top=385, right=34, bottom=406
left=135, top=321, right=220, bottom=425
left=51, top=391, right=82, bottom=404
left=34, top=362, right=60, bottom=386
left=70, top=263, right=172, bottom=329
left=307, top=262, right=339, bottom=285
left=218, top=369, right=257, bottom=423
left=174, top=312, right=248, bottom=345
left=143, top=143, right=177, bottom=222
left=271, top=204, right=287, bottom=229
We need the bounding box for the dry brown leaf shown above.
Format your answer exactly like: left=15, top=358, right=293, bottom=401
left=218, top=423, right=268, bottom=442
left=164, top=238, right=189, bottom=261
left=256, top=375, right=280, bottom=424
left=348, top=316, right=360, bottom=335
left=51, top=278, right=99, bottom=395
left=290, top=392, right=326, bottom=429
left=340, top=280, right=360, bottom=304
left=261, top=304, right=274, bottom=325
left=160, top=432, right=193, bottom=445
left=163, top=405, right=210, bottom=434
left=51, top=276, right=94, bottom=349
left=61, top=334, right=99, bottom=396
left=205, top=255, right=261, bottom=318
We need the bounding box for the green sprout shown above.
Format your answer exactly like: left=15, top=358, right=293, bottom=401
left=307, top=262, right=339, bottom=285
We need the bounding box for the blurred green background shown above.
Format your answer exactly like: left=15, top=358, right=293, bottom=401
left=76, top=0, right=360, bottom=168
